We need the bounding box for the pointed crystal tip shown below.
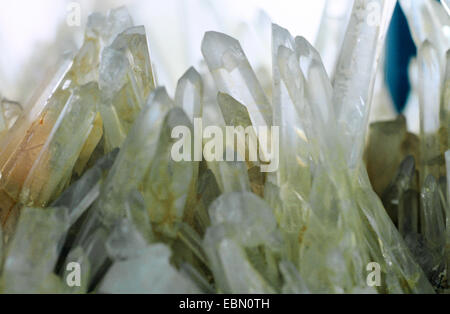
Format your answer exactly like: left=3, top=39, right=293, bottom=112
left=201, top=31, right=245, bottom=71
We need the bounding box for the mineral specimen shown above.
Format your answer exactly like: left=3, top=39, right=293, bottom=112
left=0, top=1, right=449, bottom=294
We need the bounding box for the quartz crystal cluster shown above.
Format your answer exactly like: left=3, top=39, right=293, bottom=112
left=0, top=1, right=448, bottom=293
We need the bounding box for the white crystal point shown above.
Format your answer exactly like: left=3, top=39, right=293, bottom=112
left=271, top=24, right=295, bottom=52
left=295, top=36, right=323, bottom=66
left=201, top=31, right=272, bottom=129
left=333, top=0, right=396, bottom=171
left=175, top=66, right=203, bottom=122
left=98, top=244, right=200, bottom=293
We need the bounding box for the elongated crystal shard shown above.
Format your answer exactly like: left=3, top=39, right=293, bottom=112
left=442, top=51, right=450, bottom=155
left=418, top=41, right=443, bottom=183
left=140, top=106, right=196, bottom=238
left=216, top=238, right=275, bottom=293
left=421, top=175, right=446, bottom=250
left=95, top=88, right=173, bottom=227
left=399, top=0, right=450, bottom=63
left=2, top=207, right=69, bottom=293
left=381, top=155, right=416, bottom=223
left=421, top=174, right=446, bottom=284
left=99, top=26, right=156, bottom=152
left=51, top=148, right=119, bottom=225
left=20, top=83, right=101, bottom=207
left=295, top=36, right=342, bottom=167
left=333, top=0, right=396, bottom=170
left=98, top=244, right=200, bottom=293
left=217, top=92, right=257, bottom=164
left=398, top=189, right=419, bottom=237
left=296, top=37, right=335, bottom=127
left=270, top=26, right=317, bottom=232
left=279, top=260, right=310, bottom=294
left=271, top=24, right=295, bottom=129
left=201, top=31, right=272, bottom=130
left=356, top=182, right=435, bottom=293
left=175, top=67, right=203, bottom=122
